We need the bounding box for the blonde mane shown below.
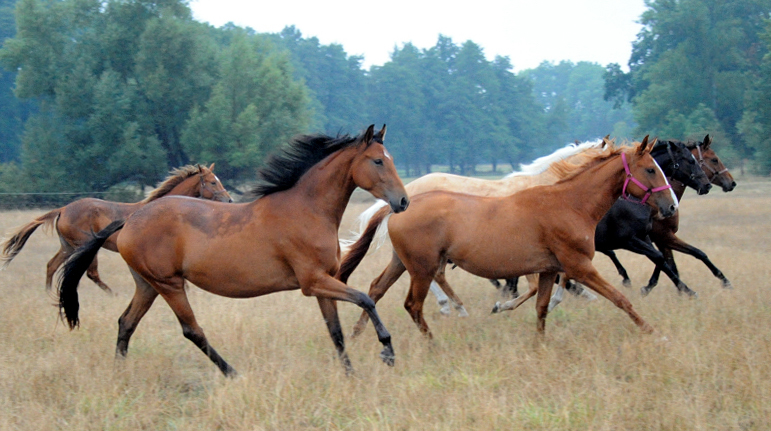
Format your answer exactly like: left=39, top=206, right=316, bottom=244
left=546, top=139, right=629, bottom=183
left=142, top=165, right=202, bottom=203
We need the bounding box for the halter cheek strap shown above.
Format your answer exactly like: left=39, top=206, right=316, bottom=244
left=696, top=145, right=729, bottom=178
left=621, top=152, right=672, bottom=205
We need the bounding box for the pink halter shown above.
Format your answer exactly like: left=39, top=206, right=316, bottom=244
left=621, top=152, right=672, bottom=205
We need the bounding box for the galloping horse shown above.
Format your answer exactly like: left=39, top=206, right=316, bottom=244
left=1, top=164, right=231, bottom=294
left=621, top=135, right=736, bottom=294
left=351, top=139, right=607, bottom=316
left=339, top=137, right=677, bottom=337
left=57, top=125, right=409, bottom=376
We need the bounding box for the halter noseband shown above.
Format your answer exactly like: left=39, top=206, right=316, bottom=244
left=621, top=152, right=672, bottom=205
left=695, top=145, right=729, bottom=178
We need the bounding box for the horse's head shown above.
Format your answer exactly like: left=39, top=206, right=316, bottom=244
left=693, top=135, right=736, bottom=192
left=197, top=163, right=233, bottom=203
left=623, top=136, right=679, bottom=218
left=351, top=124, right=409, bottom=213
left=654, top=140, right=711, bottom=195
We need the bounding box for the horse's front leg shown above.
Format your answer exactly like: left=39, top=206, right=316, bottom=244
left=303, top=273, right=395, bottom=367
left=316, top=298, right=353, bottom=374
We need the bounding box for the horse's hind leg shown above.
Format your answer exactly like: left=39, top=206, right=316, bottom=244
left=658, top=235, right=731, bottom=288
left=159, top=278, right=237, bottom=376
left=86, top=254, right=114, bottom=295
left=116, top=269, right=159, bottom=358
left=404, top=274, right=437, bottom=338
left=46, top=248, right=69, bottom=291
left=317, top=297, right=352, bottom=374
left=433, top=264, right=468, bottom=317
left=351, top=252, right=406, bottom=338
left=535, top=272, right=558, bottom=332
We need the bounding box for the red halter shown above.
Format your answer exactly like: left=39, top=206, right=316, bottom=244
left=621, top=152, right=672, bottom=205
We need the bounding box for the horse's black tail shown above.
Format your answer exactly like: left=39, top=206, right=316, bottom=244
left=336, top=205, right=392, bottom=284
left=58, top=220, right=125, bottom=329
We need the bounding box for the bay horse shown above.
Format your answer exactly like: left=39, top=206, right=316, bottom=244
left=1, top=164, right=231, bottom=294
left=339, top=137, right=677, bottom=337
left=622, top=135, right=736, bottom=294
left=57, top=125, right=409, bottom=376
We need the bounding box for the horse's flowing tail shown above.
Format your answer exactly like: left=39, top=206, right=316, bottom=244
left=337, top=205, right=392, bottom=284
left=58, top=220, right=125, bottom=329
left=1, top=208, right=61, bottom=267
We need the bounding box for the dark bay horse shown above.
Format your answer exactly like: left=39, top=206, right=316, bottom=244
left=339, top=137, right=677, bottom=337
left=1, top=164, right=231, bottom=293
left=57, top=125, right=409, bottom=376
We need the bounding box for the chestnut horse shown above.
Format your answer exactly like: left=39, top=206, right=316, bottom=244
left=57, top=125, right=409, bottom=376
left=338, top=136, right=677, bottom=336
left=352, top=139, right=607, bottom=316
left=338, top=137, right=677, bottom=337
left=1, top=164, right=231, bottom=294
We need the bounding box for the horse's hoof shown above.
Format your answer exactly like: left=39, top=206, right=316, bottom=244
left=722, top=280, right=733, bottom=289
left=622, top=279, right=632, bottom=288
left=640, top=286, right=651, bottom=297
left=439, top=305, right=451, bottom=316
left=380, top=346, right=395, bottom=367
left=491, top=302, right=502, bottom=314
left=457, top=307, right=469, bottom=317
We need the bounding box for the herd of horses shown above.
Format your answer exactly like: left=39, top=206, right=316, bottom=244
left=0, top=124, right=735, bottom=376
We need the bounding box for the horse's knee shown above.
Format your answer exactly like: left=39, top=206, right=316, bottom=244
left=181, top=324, right=206, bottom=345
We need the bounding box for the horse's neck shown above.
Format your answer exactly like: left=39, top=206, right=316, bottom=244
left=156, top=177, right=200, bottom=201
left=288, top=150, right=357, bottom=228
left=554, top=155, right=627, bottom=223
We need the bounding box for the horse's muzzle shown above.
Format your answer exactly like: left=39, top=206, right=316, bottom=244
left=391, top=196, right=410, bottom=213
left=697, top=183, right=712, bottom=195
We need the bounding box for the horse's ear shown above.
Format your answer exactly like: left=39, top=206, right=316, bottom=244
left=377, top=124, right=387, bottom=141
left=208, top=163, right=215, bottom=171
left=703, top=134, right=712, bottom=149
left=197, top=164, right=203, bottom=173
left=363, top=124, right=375, bottom=146
left=637, top=135, right=651, bottom=155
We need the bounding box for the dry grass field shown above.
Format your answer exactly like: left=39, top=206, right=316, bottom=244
left=1, top=177, right=770, bottom=430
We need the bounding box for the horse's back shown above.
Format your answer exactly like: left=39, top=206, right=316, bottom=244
left=58, top=198, right=139, bottom=247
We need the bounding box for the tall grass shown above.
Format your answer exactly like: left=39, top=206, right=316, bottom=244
left=0, top=179, right=769, bottom=430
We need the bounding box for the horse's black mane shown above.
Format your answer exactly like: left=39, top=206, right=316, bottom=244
left=251, top=132, right=363, bottom=198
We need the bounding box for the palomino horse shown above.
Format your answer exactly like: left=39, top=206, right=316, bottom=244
left=632, top=135, right=736, bottom=294
left=339, top=137, right=677, bottom=337
left=57, top=125, right=409, bottom=376
left=1, top=164, right=231, bottom=294
left=352, top=139, right=607, bottom=316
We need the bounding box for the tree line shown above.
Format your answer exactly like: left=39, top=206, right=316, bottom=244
left=0, top=0, right=769, bottom=206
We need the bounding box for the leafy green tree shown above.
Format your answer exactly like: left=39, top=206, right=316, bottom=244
left=182, top=30, right=310, bottom=179
left=605, top=0, right=771, bottom=161
left=524, top=61, right=635, bottom=145
left=0, top=0, right=33, bottom=163
left=274, top=26, right=367, bottom=134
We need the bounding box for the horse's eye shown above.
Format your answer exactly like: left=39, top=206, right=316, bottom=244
left=373, top=159, right=384, bottom=166
left=712, top=158, right=718, bottom=163
left=646, top=168, right=655, bottom=174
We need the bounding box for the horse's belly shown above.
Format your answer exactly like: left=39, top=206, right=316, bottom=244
left=184, top=262, right=300, bottom=299
left=450, top=246, right=560, bottom=280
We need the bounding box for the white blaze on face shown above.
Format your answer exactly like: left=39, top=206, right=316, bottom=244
left=653, top=158, right=679, bottom=209
left=383, top=149, right=392, bottom=160
left=215, top=175, right=221, bottom=184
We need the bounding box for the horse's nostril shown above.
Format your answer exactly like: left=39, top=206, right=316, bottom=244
left=400, top=197, right=410, bottom=210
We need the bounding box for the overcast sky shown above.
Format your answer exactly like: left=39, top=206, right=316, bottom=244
left=189, top=0, right=648, bottom=72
